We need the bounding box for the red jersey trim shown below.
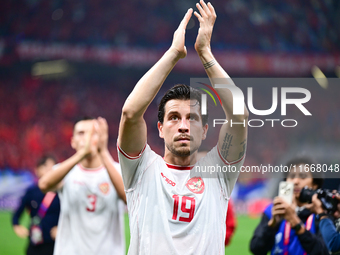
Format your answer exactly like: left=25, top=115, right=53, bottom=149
left=165, top=163, right=194, bottom=170
left=78, top=164, right=104, bottom=172
left=117, top=144, right=146, bottom=160
left=217, top=147, right=245, bottom=165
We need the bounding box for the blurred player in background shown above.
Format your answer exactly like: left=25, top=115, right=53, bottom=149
left=250, top=158, right=328, bottom=255
left=118, top=1, right=248, bottom=254
left=39, top=117, right=126, bottom=255
left=225, top=199, right=237, bottom=246
left=12, top=155, right=60, bottom=255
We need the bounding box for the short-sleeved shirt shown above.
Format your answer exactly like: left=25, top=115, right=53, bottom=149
left=53, top=163, right=125, bottom=255
left=118, top=144, right=244, bottom=255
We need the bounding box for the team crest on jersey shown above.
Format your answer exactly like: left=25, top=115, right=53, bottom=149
left=186, top=177, right=205, bottom=194
left=99, top=182, right=110, bottom=194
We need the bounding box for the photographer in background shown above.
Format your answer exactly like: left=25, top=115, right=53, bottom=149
left=250, top=158, right=329, bottom=255
left=306, top=190, right=340, bottom=254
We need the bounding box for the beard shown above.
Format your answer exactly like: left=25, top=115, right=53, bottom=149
left=165, top=141, right=200, bottom=157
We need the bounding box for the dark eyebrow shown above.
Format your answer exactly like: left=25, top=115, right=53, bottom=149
left=188, top=112, right=200, bottom=119
left=167, top=111, right=180, bottom=116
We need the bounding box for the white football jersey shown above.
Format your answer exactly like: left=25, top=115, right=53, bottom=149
left=53, top=163, right=125, bottom=255
left=118, top=144, right=244, bottom=255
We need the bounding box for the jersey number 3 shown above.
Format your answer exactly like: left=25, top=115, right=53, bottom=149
left=86, top=195, right=97, bottom=212
left=172, top=195, right=196, bottom=222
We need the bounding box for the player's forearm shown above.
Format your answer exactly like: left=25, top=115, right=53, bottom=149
left=198, top=49, right=249, bottom=120
left=200, top=49, right=248, bottom=162
left=99, top=149, right=127, bottom=203
left=39, top=151, right=85, bottom=193
left=122, top=48, right=181, bottom=120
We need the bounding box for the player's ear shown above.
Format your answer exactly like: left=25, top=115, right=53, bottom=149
left=158, top=121, right=164, bottom=138
left=202, top=123, right=208, bottom=140
left=71, top=136, right=76, bottom=150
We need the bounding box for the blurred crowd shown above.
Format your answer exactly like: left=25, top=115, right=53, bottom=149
left=0, top=0, right=339, bottom=52
left=0, top=74, right=126, bottom=170
left=0, top=72, right=339, bottom=172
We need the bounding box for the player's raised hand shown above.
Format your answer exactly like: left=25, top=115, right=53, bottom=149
left=170, top=8, right=193, bottom=59
left=194, top=0, right=216, bottom=55
left=95, top=117, right=109, bottom=153
left=82, top=120, right=96, bottom=157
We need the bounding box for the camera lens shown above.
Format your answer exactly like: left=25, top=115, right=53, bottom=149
left=299, top=187, right=316, bottom=203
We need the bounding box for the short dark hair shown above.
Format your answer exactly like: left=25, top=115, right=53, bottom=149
left=285, top=157, right=324, bottom=188
left=74, top=116, right=95, bottom=127
left=158, top=84, right=208, bottom=125
left=36, top=155, right=56, bottom=168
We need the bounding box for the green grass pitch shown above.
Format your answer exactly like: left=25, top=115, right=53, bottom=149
left=0, top=211, right=260, bottom=255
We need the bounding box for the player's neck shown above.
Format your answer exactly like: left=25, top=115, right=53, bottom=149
left=80, top=154, right=102, bottom=169
left=164, top=152, right=196, bottom=166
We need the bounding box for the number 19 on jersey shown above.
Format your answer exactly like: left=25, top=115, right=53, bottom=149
left=172, top=195, right=196, bottom=222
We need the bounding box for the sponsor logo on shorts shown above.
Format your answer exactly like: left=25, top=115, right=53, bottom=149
left=161, top=172, right=176, bottom=187
left=99, top=182, right=110, bottom=194
left=186, top=177, right=205, bottom=194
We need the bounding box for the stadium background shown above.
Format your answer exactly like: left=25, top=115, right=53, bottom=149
left=0, top=0, right=339, bottom=254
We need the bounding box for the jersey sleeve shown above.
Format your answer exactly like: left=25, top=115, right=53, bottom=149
left=117, top=143, right=157, bottom=191
left=201, top=145, right=245, bottom=199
